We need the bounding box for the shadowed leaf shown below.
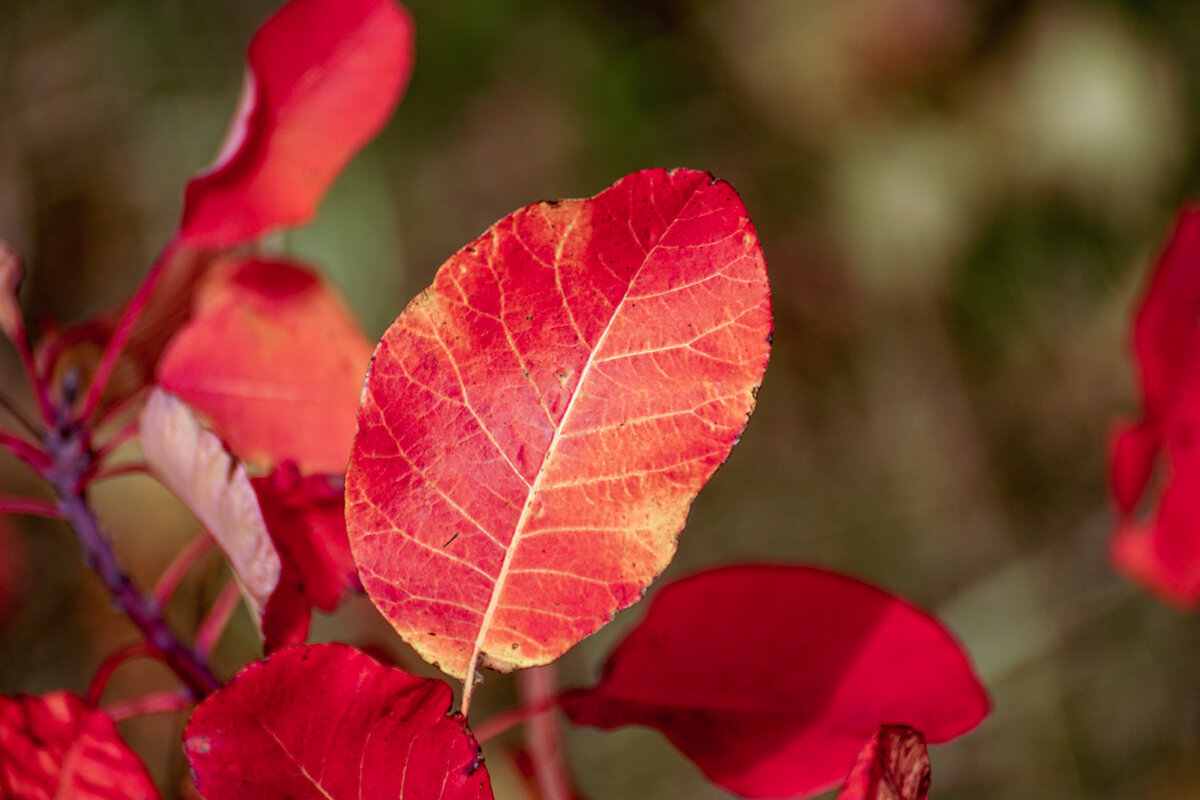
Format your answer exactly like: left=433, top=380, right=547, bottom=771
left=559, top=564, right=988, bottom=799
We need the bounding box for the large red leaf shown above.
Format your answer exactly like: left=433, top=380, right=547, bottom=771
left=559, top=564, right=989, bottom=799
left=178, top=0, right=414, bottom=247
left=0, top=691, right=159, bottom=799
left=346, top=168, right=772, bottom=689
left=183, top=643, right=493, bottom=800
left=836, top=726, right=931, bottom=800
left=1110, top=206, right=1200, bottom=605
left=157, top=257, right=372, bottom=474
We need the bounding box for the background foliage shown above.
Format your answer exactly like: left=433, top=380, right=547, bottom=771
left=1, top=0, right=1199, bottom=797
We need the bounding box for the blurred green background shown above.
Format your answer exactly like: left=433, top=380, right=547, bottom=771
left=2, top=0, right=1200, bottom=797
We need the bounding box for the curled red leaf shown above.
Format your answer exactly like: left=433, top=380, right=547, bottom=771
left=0, top=691, right=158, bottom=799
left=836, top=726, right=931, bottom=800
left=157, top=257, right=372, bottom=474
left=1110, top=206, right=1200, bottom=606
left=346, top=168, right=772, bottom=690
left=178, top=0, right=414, bottom=247
left=559, top=564, right=989, bottom=800
left=184, top=643, right=493, bottom=800
left=252, top=462, right=360, bottom=652
left=0, top=240, right=26, bottom=345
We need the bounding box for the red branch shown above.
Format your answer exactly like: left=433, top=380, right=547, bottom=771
left=104, top=690, right=193, bottom=722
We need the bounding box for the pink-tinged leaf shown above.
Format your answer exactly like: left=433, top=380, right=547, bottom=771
left=184, top=643, right=493, bottom=800
left=0, top=691, right=159, bottom=799
left=157, top=257, right=373, bottom=474
left=836, top=726, right=930, bottom=800
left=559, top=564, right=989, bottom=800
left=346, top=168, right=772, bottom=689
left=0, top=240, right=25, bottom=344
left=178, top=0, right=414, bottom=247
left=140, top=389, right=280, bottom=626
left=1110, top=206, right=1200, bottom=606
left=252, top=462, right=360, bottom=652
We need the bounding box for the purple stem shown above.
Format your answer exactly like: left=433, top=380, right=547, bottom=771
left=44, top=424, right=220, bottom=699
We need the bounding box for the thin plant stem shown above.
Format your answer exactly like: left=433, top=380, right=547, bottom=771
left=0, top=430, right=50, bottom=472
left=195, top=578, right=242, bottom=659
left=86, top=643, right=154, bottom=706
left=153, top=533, right=214, bottom=607
left=78, top=240, right=179, bottom=423
left=104, top=690, right=193, bottom=722
left=92, top=419, right=141, bottom=465
left=90, top=463, right=150, bottom=483
left=0, top=495, right=62, bottom=519
left=472, top=694, right=559, bottom=744
left=518, top=664, right=572, bottom=800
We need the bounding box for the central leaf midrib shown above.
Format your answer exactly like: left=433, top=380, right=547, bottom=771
left=464, top=178, right=707, bottom=691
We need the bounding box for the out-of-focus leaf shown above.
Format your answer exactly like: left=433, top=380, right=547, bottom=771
left=157, top=257, right=372, bottom=474
left=836, top=726, right=931, bottom=800
left=346, top=168, right=772, bottom=684
left=0, top=517, right=26, bottom=628
left=178, top=0, right=414, bottom=247
left=559, top=564, right=988, bottom=799
left=0, top=240, right=25, bottom=344
left=252, top=462, right=359, bottom=652
left=140, top=388, right=280, bottom=626
left=1110, top=206, right=1200, bottom=606
left=183, top=643, right=493, bottom=800
left=0, top=691, right=159, bottom=799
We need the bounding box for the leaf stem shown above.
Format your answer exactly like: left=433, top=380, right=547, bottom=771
left=472, top=694, right=559, bottom=744
left=194, top=577, right=241, bottom=659
left=0, top=495, right=62, bottom=519
left=104, top=690, right=193, bottom=722
left=78, top=240, right=178, bottom=423
left=0, top=430, right=50, bottom=472
left=86, top=643, right=154, bottom=706
left=153, top=532, right=214, bottom=607
left=517, top=664, right=572, bottom=800
left=44, top=424, right=220, bottom=699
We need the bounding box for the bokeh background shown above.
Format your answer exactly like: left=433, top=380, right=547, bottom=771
left=2, top=0, right=1200, bottom=797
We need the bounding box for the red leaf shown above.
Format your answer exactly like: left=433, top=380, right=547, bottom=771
left=0, top=240, right=26, bottom=345
left=253, top=462, right=360, bottom=652
left=836, top=726, right=931, bottom=800
left=559, top=564, right=989, bottom=800
left=178, top=0, right=414, bottom=247
left=157, top=257, right=373, bottom=474
left=1110, top=206, right=1200, bottom=605
left=184, top=643, right=493, bottom=800
left=0, top=691, right=159, bottom=799
left=346, top=168, right=772, bottom=688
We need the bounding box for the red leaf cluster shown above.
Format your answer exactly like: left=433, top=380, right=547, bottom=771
left=559, top=564, right=988, bottom=799
left=253, top=462, right=360, bottom=651
left=0, top=692, right=158, bottom=799
left=346, top=168, right=772, bottom=688
left=1111, top=207, right=1200, bottom=605
left=184, top=644, right=493, bottom=800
